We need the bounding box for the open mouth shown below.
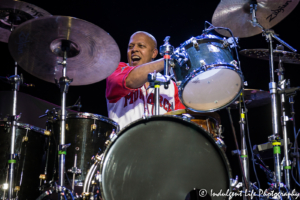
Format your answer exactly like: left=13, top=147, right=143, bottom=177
left=131, top=55, right=141, bottom=63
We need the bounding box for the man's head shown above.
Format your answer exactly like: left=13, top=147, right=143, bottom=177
left=127, top=31, right=158, bottom=66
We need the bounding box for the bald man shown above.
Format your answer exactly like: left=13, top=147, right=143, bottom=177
left=106, top=31, right=184, bottom=129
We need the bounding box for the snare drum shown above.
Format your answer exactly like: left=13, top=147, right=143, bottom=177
left=0, top=121, right=49, bottom=200
left=51, top=113, right=119, bottom=187
left=172, top=34, right=243, bottom=112
left=100, top=116, right=231, bottom=200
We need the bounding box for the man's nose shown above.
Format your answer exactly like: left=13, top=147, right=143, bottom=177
left=131, top=46, right=139, bottom=52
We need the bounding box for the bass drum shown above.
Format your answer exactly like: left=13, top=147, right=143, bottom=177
left=100, top=116, right=231, bottom=200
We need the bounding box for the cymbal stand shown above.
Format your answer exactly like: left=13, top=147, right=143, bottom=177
left=277, top=47, right=292, bottom=188
left=238, top=93, right=250, bottom=199
left=250, top=3, right=297, bottom=189
left=7, top=62, right=22, bottom=199
left=55, top=40, right=73, bottom=199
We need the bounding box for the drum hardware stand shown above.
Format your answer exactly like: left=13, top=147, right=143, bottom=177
left=82, top=154, right=102, bottom=199
left=276, top=47, right=293, bottom=189
left=160, top=36, right=174, bottom=90
left=249, top=2, right=297, bottom=189
left=146, top=37, right=173, bottom=116
left=54, top=40, right=73, bottom=199
left=147, top=71, right=164, bottom=115
left=67, top=154, right=81, bottom=193
left=239, top=93, right=250, bottom=200
left=227, top=107, right=251, bottom=199
left=5, top=61, right=23, bottom=200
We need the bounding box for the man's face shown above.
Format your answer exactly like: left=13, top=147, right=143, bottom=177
left=127, top=33, right=158, bottom=66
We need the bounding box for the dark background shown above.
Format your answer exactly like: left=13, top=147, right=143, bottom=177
left=1, top=0, right=300, bottom=194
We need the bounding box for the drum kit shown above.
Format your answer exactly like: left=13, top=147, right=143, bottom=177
left=0, top=0, right=300, bottom=199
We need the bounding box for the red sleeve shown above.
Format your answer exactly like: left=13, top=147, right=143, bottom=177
left=106, top=62, right=137, bottom=103
left=173, top=81, right=185, bottom=110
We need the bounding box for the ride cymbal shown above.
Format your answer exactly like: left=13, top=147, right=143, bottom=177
left=240, top=49, right=300, bottom=64
left=0, top=0, right=51, bottom=43
left=8, top=16, right=120, bottom=85
left=212, top=0, right=299, bottom=38
left=229, top=89, right=270, bottom=109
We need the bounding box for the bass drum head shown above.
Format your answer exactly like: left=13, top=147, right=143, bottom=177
left=182, top=67, right=243, bottom=112
left=100, top=116, right=231, bottom=200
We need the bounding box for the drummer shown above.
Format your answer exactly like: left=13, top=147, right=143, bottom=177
left=106, top=31, right=185, bottom=129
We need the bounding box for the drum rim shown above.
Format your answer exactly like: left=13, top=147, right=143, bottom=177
left=66, top=112, right=120, bottom=132
left=0, top=121, right=46, bottom=134
left=181, top=34, right=224, bottom=48
left=178, top=63, right=244, bottom=113
left=99, top=115, right=232, bottom=199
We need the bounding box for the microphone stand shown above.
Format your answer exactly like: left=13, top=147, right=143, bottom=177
left=249, top=3, right=297, bottom=189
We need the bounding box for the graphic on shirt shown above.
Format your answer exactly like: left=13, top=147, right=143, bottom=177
left=123, top=89, right=173, bottom=113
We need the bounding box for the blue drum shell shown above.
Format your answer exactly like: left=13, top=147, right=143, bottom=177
left=173, top=36, right=234, bottom=82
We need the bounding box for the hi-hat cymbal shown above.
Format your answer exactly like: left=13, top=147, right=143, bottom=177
left=0, top=0, right=51, bottom=43
left=212, top=0, right=299, bottom=38
left=8, top=16, right=120, bottom=85
left=239, top=49, right=300, bottom=64
left=229, top=89, right=270, bottom=109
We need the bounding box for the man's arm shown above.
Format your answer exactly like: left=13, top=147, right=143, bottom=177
left=125, top=59, right=164, bottom=89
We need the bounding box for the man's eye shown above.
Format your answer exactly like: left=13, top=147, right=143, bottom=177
left=139, top=45, right=145, bottom=48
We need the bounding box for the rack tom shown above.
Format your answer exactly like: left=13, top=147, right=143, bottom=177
left=171, top=34, right=243, bottom=112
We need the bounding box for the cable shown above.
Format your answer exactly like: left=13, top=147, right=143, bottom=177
left=243, top=94, right=261, bottom=191
left=292, top=164, right=300, bottom=187
left=291, top=129, right=300, bottom=187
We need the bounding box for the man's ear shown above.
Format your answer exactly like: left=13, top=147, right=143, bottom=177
left=152, top=48, right=158, bottom=59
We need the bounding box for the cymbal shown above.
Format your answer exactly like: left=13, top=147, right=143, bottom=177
left=8, top=16, right=120, bottom=85
left=229, top=89, right=270, bottom=109
left=240, top=49, right=300, bottom=64
left=212, top=0, right=299, bottom=38
left=0, top=0, right=51, bottom=43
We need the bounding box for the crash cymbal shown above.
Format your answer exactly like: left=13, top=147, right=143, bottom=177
left=212, top=0, right=299, bottom=38
left=229, top=89, right=270, bottom=109
left=0, top=0, right=51, bottom=43
left=240, top=49, right=300, bottom=64
left=8, top=16, right=120, bottom=85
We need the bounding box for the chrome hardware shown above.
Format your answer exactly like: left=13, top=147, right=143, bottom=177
left=91, top=124, right=97, bottom=131
left=230, top=60, right=238, bottom=66
left=200, top=60, right=206, bottom=67
left=191, top=37, right=199, bottom=50
left=44, top=130, right=51, bottom=136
